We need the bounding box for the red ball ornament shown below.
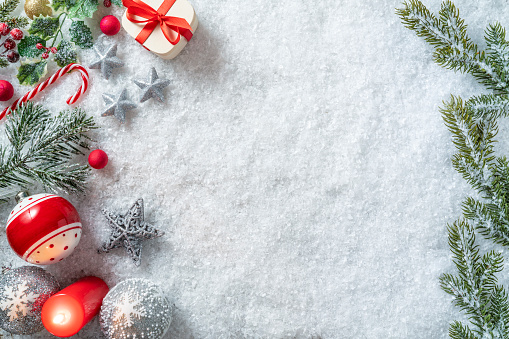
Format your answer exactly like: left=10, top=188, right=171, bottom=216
left=6, top=193, right=82, bottom=265
left=100, top=15, right=120, bottom=36
left=0, top=80, right=14, bottom=101
left=88, top=149, right=108, bottom=169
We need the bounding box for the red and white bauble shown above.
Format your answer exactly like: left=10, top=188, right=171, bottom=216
left=6, top=193, right=82, bottom=265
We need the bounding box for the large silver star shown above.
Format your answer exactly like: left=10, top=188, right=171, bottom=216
left=133, top=67, right=171, bottom=103
left=89, top=43, right=124, bottom=80
left=101, top=88, right=137, bottom=123
left=98, top=198, right=164, bottom=266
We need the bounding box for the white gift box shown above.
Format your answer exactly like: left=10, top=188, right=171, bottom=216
left=122, top=0, right=198, bottom=59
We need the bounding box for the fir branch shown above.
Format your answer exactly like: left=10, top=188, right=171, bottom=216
left=397, top=0, right=508, bottom=93
left=0, top=102, right=97, bottom=201
left=0, top=0, right=28, bottom=28
left=0, top=0, right=19, bottom=19
left=439, top=220, right=509, bottom=338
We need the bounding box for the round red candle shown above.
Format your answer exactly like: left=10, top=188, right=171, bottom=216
left=41, top=276, right=109, bottom=337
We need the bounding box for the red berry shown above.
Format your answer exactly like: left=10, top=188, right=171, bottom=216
left=6, top=50, right=19, bottom=63
left=88, top=149, right=108, bottom=169
left=36, top=43, right=43, bottom=49
left=100, top=15, right=120, bottom=36
left=9, top=28, right=23, bottom=40
left=3, top=38, right=15, bottom=50
left=41, top=52, right=49, bottom=59
left=0, top=23, right=10, bottom=36
left=103, top=0, right=111, bottom=7
left=50, top=47, right=57, bottom=54
left=0, top=80, right=14, bottom=101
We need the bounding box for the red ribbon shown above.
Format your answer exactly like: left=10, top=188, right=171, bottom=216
left=123, top=0, right=193, bottom=46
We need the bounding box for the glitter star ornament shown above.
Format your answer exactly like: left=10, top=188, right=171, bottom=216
left=101, top=88, right=137, bottom=123
left=0, top=266, right=60, bottom=335
left=133, top=67, right=171, bottom=103
left=98, top=198, right=164, bottom=266
left=89, top=42, right=124, bottom=79
left=100, top=279, right=173, bottom=339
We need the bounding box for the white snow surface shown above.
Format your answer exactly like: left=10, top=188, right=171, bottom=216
left=2, top=0, right=509, bottom=337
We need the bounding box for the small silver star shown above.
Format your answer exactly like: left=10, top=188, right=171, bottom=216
left=89, top=43, right=124, bottom=80
left=102, top=88, right=137, bottom=123
left=98, top=198, right=164, bottom=266
left=133, top=67, right=171, bottom=103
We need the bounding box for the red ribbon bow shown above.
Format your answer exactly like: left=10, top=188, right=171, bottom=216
left=123, top=0, right=193, bottom=46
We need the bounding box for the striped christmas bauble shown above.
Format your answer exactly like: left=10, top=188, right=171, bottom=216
left=6, top=193, right=82, bottom=265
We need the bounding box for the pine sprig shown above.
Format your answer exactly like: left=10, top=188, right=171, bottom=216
left=397, top=1, right=509, bottom=337
left=0, top=102, right=97, bottom=201
left=439, top=221, right=509, bottom=338
left=397, top=0, right=509, bottom=93
left=0, top=0, right=28, bottom=28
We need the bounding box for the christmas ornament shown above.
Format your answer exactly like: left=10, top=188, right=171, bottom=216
left=0, top=80, right=13, bottom=101
left=121, top=0, right=198, bottom=59
left=98, top=198, right=164, bottom=266
left=89, top=42, right=124, bottom=80
left=134, top=67, right=170, bottom=103
left=89, top=149, right=109, bottom=169
left=100, top=15, right=121, bottom=36
left=100, top=279, right=173, bottom=339
left=6, top=192, right=82, bottom=265
left=101, top=88, right=137, bottom=123
left=42, top=276, right=109, bottom=337
left=0, top=63, right=89, bottom=120
left=0, top=266, right=60, bottom=335
left=24, top=0, right=52, bottom=19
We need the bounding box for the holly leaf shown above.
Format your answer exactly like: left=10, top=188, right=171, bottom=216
left=52, top=0, right=72, bottom=11
left=66, top=0, right=98, bottom=19
left=28, top=16, right=60, bottom=39
left=17, top=60, right=47, bottom=85
left=18, top=35, right=46, bottom=58
left=54, top=40, right=77, bottom=67
left=69, top=21, right=93, bottom=49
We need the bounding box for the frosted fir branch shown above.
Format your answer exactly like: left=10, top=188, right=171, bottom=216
left=0, top=102, right=97, bottom=202
left=466, top=94, right=509, bottom=121
left=397, top=0, right=508, bottom=93
left=439, top=221, right=508, bottom=338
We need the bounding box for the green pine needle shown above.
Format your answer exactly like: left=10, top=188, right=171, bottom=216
left=398, top=1, right=509, bottom=338
left=0, top=102, right=97, bottom=201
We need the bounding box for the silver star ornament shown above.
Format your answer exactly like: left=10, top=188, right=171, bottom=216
left=133, top=67, right=171, bottom=103
left=98, top=198, right=164, bottom=266
left=89, top=42, right=124, bottom=79
left=102, top=88, right=137, bottom=123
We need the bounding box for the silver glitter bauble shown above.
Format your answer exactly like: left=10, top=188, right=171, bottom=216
left=0, top=266, right=60, bottom=334
left=100, top=279, right=173, bottom=339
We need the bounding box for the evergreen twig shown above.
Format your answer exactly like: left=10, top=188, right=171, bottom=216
left=397, top=0, right=509, bottom=337
left=0, top=102, right=97, bottom=202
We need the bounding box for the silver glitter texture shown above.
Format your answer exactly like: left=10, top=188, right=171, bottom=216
left=101, top=88, right=137, bottom=123
left=100, top=279, right=173, bottom=339
left=133, top=67, right=171, bottom=103
left=98, top=198, right=164, bottom=266
left=89, top=42, right=124, bottom=79
left=0, top=266, right=60, bottom=335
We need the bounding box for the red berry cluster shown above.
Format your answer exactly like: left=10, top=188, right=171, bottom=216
left=0, top=23, right=23, bottom=63
left=103, top=0, right=111, bottom=7
left=36, top=43, right=58, bottom=59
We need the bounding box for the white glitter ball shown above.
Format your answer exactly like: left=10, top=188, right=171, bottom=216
left=99, top=278, right=173, bottom=339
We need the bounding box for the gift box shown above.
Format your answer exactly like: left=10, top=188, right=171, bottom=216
left=122, top=0, right=198, bottom=59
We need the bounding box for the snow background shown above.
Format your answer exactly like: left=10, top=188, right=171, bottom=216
left=1, top=0, right=508, bottom=337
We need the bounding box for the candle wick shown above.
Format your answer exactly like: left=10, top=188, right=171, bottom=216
left=53, top=313, right=67, bottom=324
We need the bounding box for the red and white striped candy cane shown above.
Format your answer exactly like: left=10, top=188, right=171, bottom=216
left=0, top=63, right=89, bottom=121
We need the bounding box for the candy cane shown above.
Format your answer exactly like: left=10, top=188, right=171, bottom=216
left=0, top=63, right=89, bottom=121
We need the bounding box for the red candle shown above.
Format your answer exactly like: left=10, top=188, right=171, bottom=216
left=41, top=276, right=109, bottom=337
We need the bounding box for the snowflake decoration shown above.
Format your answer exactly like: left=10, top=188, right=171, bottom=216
left=113, top=293, right=146, bottom=327
left=0, top=281, right=39, bottom=321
